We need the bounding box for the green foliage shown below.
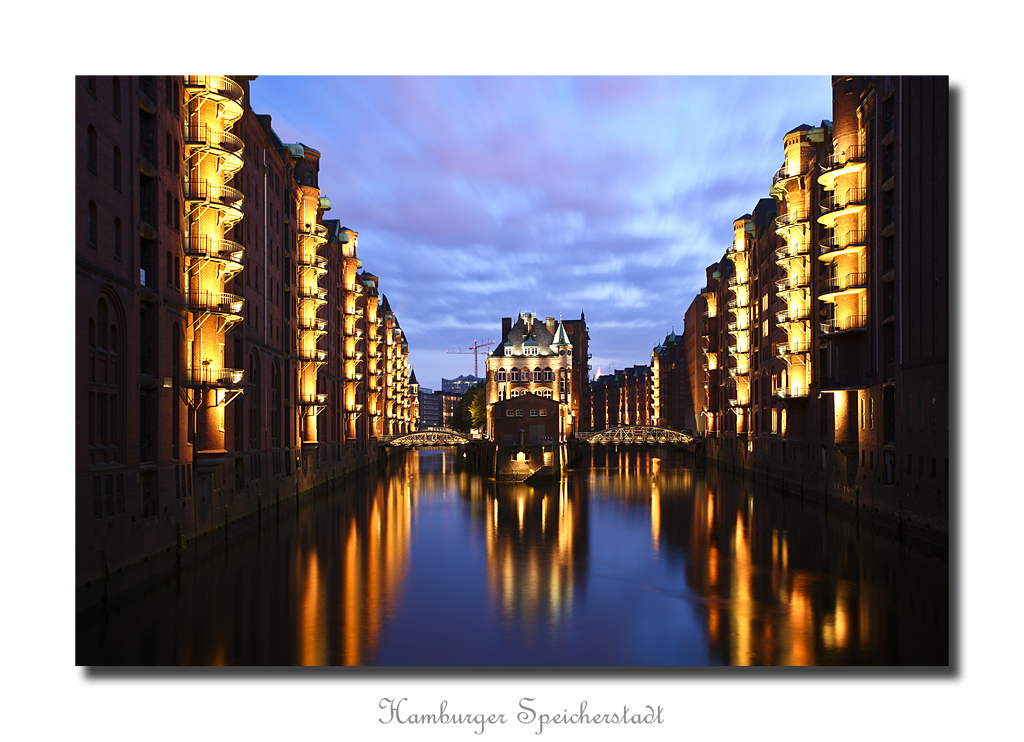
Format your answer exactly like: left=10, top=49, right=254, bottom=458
left=449, top=382, right=485, bottom=434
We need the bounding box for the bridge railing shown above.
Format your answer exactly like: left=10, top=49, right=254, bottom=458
left=582, top=426, right=696, bottom=444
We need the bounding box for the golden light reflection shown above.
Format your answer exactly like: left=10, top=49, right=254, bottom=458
left=299, top=548, right=323, bottom=666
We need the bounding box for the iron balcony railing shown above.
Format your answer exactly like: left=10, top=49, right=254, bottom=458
left=727, top=343, right=750, bottom=355
left=775, top=240, right=810, bottom=261
left=727, top=365, right=749, bottom=378
left=821, top=314, right=868, bottom=334
left=297, top=347, right=328, bottom=362
left=726, top=296, right=750, bottom=310
left=820, top=144, right=866, bottom=173
left=182, top=123, right=244, bottom=159
left=774, top=210, right=811, bottom=231
left=183, top=235, right=244, bottom=267
left=299, top=223, right=329, bottom=241
left=775, top=386, right=810, bottom=398
left=183, top=75, right=244, bottom=103
left=820, top=230, right=868, bottom=256
left=186, top=365, right=244, bottom=387
left=726, top=240, right=748, bottom=255
left=776, top=307, right=810, bottom=324
left=185, top=289, right=244, bottom=316
left=820, top=188, right=868, bottom=214
left=777, top=340, right=812, bottom=356
left=726, top=275, right=748, bottom=289
left=821, top=272, right=868, bottom=294
left=297, top=316, right=328, bottom=332
left=726, top=319, right=749, bottom=333
left=298, top=393, right=328, bottom=406
left=297, top=284, right=328, bottom=301
left=772, top=162, right=804, bottom=185
left=776, top=274, right=810, bottom=292
left=182, top=179, right=244, bottom=210
left=297, top=253, right=328, bottom=271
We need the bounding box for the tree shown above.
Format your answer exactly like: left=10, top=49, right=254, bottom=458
left=449, top=382, right=485, bottom=434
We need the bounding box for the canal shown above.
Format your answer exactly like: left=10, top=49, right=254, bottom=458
left=76, top=448, right=949, bottom=665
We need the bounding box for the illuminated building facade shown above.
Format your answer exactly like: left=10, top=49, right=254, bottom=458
left=485, top=313, right=582, bottom=442
left=76, top=75, right=416, bottom=591
left=589, top=365, right=652, bottom=430
left=691, top=76, right=948, bottom=536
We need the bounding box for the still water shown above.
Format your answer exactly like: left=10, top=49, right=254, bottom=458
left=77, top=449, right=949, bottom=666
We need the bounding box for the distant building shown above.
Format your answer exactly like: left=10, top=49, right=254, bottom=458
left=441, top=374, right=483, bottom=395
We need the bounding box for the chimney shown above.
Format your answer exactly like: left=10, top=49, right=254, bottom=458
left=546, top=317, right=556, bottom=334
left=502, top=317, right=512, bottom=339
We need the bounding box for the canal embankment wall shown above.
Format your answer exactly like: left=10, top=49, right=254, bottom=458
left=76, top=440, right=382, bottom=613
left=700, top=437, right=948, bottom=550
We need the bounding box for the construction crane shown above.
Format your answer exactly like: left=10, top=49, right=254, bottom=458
left=446, top=339, right=495, bottom=377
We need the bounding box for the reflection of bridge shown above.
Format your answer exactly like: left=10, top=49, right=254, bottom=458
left=577, top=426, right=697, bottom=445
left=387, top=427, right=473, bottom=447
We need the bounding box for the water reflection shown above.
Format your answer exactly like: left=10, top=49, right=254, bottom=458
left=77, top=448, right=947, bottom=665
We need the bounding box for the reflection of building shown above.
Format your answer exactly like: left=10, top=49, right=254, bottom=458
left=483, top=480, right=589, bottom=628
left=442, top=375, right=483, bottom=395
left=485, top=312, right=587, bottom=441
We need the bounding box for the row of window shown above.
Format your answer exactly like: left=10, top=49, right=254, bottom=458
left=506, top=409, right=548, bottom=417
left=495, top=368, right=567, bottom=382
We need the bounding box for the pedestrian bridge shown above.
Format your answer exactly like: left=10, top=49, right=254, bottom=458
left=386, top=427, right=473, bottom=447
left=577, top=426, right=697, bottom=445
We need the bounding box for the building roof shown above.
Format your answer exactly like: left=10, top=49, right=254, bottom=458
left=492, top=313, right=571, bottom=357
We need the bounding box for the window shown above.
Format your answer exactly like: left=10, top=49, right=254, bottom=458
left=497, top=370, right=506, bottom=382
left=87, top=125, right=97, bottom=172
left=533, top=369, right=542, bottom=381
left=539, top=409, right=547, bottom=416
left=543, top=368, right=552, bottom=382
left=510, top=369, right=519, bottom=382
left=506, top=409, right=515, bottom=417
left=515, top=409, right=524, bottom=417
left=530, top=409, right=539, bottom=417
left=543, top=390, right=551, bottom=398
left=87, top=201, right=98, bottom=247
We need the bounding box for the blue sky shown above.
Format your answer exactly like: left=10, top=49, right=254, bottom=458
left=249, top=76, right=833, bottom=389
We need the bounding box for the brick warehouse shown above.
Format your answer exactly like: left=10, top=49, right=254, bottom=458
left=76, top=76, right=416, bottom=594
left=643, top=76, right=948, bottom=540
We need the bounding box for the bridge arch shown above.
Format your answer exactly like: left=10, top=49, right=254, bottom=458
left=579, top=426, right=696, bottom=445
left=387, top=427, right=473, bottom=447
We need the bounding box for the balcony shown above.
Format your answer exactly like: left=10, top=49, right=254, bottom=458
left=725, top=240, right=748, bottom=255
left=727, top=365, right=749, bottom=378
left=185, top=290, right=244, bottom=320
left=298, top=393, right=328, bottom=406
left=182, top=123, right=244, bottom=176
left=182, top=179, right=244, bottom=227
left=775, top=240, right=810, bottom=263
left=769, top=163, right=804, bottom=198
left=775, top=386, right=810, bottom=399
left=774, top=210, right=811, bottom=235
left=821, top=314, right=868, bottom=335
left=818, top=188, right=867, bottom=228
left=776, top=307, right=809, bottom=325
left=726, top=275, right=748, bottom=289
left=297, top=316, right=328, bottom=333
left=727, top=342, right=750, bottom=356
left=297, top=284, right=328, bottom=303
left=820, top=272, right=868, bottom=300
left=297, top=347, right=328, bottom=363
left=725, top=296, right=750, bottom=310
left=776, top=340, right=812, bottom=357
left=817, top=144, right=867, bottom=188
left=726, top=319, right=749, bottom=333
left=819, top=230, right=867, bottom=261
left=728, top=397, right=749, bottom=408
left=297, top=253, right=328, bottom=274
left=186, top=364, right=244, bottom=388
left=182, top=75, right=244, bottom=125
left=775, top=274, right=810, bottom=293
left=183, top=235, right=244, bottom=272
left=298, top=223, right=329, bottom=245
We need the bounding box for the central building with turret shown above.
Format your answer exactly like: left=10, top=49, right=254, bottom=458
left=485, top=312, right=587, bottom=443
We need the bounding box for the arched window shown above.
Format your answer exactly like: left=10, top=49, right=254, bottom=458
left=88, top=294, right=124, bottom=465
left=112, top=77, right=121, bottom=120
left=533, top=369, right=542, bottom=382
left=497, top=369, right=506, bottom=382
left=510, top=369, right=519, bottom=382
left=87, top=202, right=98, bottom=247
left=87, top=125, right=97, bottom=172
left=543, top=368, right=552, bottom=382
left=113, top=147, right=121, bottom=190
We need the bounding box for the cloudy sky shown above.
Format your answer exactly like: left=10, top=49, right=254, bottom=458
left=249, top=76, right=833, bottom=390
